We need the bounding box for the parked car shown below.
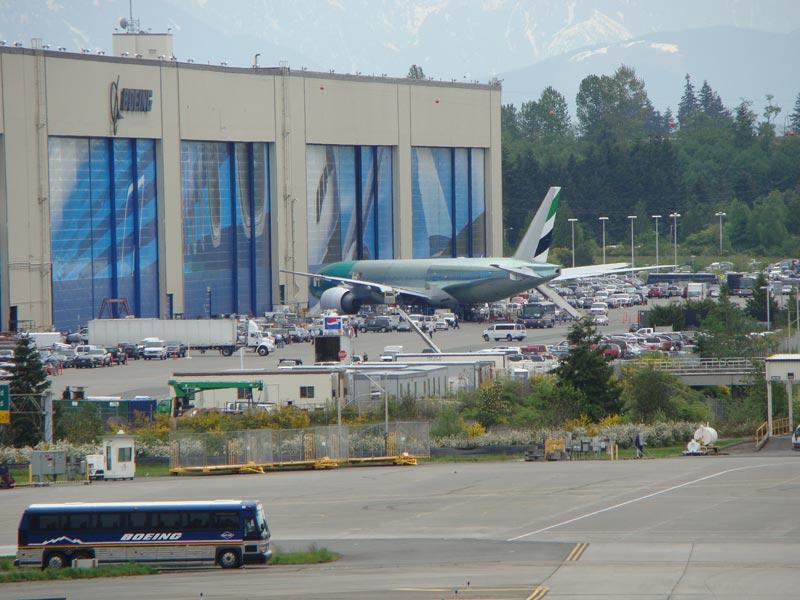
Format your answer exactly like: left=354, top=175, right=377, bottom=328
left=599, top=343, right=621, bottom=359
left=396, top=318, right=412, bottom=332
left=118, top=343, right=140, bottom=360
left=482, top=323, right=527, bottom=342
left=593, top=314, right=609, bottom=326
left=165, top=341, right=188, bottom=358
left=75, top=347, right=111, bottom=368
left=361, top=317, right=393, bottom=333
left=105, top=347, right=128, bottom=365
left=286, top=326, right=311, bottom=342
left=142, top=339, right=167, bottom=360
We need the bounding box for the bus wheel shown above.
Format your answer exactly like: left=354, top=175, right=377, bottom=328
left=217, top=549, right=242, bottom=569
left=44, top=552, right=68, bottom=569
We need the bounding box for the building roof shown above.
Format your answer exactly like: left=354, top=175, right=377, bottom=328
left=0, top=45, right=496, bottom=90
left=766, top=354, right=800, bottom=362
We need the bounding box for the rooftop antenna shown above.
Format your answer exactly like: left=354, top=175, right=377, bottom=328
left=119, top=0, right=140, bottom=34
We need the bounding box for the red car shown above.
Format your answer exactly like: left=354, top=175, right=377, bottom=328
left=647, top=287, right=663, bottom=298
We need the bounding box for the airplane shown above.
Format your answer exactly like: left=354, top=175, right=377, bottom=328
left=283, top=187, right=657, bottom=314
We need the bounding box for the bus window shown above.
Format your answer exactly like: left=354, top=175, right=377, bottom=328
left=244, top=514, right=258, bottom=539
left=186, top=511, right=211, bottom=529
left=214, top=512, right=240, bottom=529
left=35, top=514, right=62, bottom=532
left=68, top=513, right=92, bottom=530
left=158, top=512, right=186, bottom=529
left=129, top=511, right=149, bottom=530
left=97, top=513, right=122, bottom=529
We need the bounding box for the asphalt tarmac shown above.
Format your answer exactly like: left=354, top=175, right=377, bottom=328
left=2, top=455, right=799, bottom=599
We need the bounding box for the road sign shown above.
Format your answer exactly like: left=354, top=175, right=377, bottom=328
left=0, top=383, right=9, bottom=425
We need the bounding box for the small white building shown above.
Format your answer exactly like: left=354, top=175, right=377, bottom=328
left=102, top=431, right=136, bottom=480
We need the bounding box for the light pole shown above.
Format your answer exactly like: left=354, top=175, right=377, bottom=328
left=669, top=212, right=681, bottom=268
left=760, top=285, right=771, bottom=331
left=652, top=215, right=662, bottom=269
left=599, top=216, right=608, bottom=265
left=627, top=215, right=637, bottom=273
left=715, top=211, right=726, bottom=256
left=568, top=218, right=578, bottom=268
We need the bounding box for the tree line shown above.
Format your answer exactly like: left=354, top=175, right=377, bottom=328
left=502, top=66, right=800, bottom=263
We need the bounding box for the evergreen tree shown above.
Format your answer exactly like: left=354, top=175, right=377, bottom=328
left=407, top=64, right=425, bottom=80
left=733, top=99, right=757, bottom=146
left=554, top=318, right=622, bottom=420
left=698, top=80, right=728, bottom=120
left=5, top=335, right=51, bottom=447
left=789, top=92, right=800, bottom=134
left=678, top=74, right=699, bottom=126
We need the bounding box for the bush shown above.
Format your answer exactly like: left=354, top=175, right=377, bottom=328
left=432, top=420, right=702, bottom=450
left=430, top=406, right=464, bottom=438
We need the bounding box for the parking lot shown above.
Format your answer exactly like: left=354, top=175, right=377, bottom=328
left=46, top=300, right=666, bottom=399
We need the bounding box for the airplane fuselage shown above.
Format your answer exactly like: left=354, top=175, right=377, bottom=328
left=311, top=258, right=561, bottom=307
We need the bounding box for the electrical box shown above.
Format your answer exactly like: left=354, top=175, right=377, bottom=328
left=30, top=451, right=66, bottom=478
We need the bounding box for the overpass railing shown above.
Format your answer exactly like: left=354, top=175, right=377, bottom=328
left=624, top=357, right=757, bottom=375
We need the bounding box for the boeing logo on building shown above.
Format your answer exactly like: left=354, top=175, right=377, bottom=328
left=110, top=75, right=154, bottom=135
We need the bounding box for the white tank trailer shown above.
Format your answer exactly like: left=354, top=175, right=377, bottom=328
left=685, top=425, right=719, bottom=454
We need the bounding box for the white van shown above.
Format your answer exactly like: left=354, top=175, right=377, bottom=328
left=590, top=302, right=609, bottom=316
left=482, top=323, right=527, bottom=342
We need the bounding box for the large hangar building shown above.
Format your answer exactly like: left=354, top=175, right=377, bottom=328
left=0, top=36, right=502, bottom=332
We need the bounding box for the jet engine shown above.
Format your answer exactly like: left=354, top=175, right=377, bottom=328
left=319, top=286, right=362, bottom=314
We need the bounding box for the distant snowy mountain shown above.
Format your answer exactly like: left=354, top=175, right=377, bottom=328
left=499, top=27, right=800, bottom=121
left=0, top=0, right=797, bottom=111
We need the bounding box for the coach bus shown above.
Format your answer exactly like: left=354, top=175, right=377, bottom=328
left=646, top=272, right=718, bottom=285
left=15, top=500, right=271, bottom=570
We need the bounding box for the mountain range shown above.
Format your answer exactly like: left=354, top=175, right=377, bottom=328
left=0, top=0, right=797, bottom=114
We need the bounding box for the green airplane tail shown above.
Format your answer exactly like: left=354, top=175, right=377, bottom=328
left=512, top=186, right=561, bottom=262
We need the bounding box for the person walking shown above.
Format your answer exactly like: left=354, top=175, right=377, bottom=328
left=634, top=431, right=645, bottom=459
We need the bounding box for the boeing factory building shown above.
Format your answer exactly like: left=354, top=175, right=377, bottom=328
left=0, top=34, right=502, bottom=332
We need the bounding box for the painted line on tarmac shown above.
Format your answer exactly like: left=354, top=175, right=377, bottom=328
left=508, top=463, right=780, bottom=541
left=395, top=587, right=532, bottom=592
left=526, top=585, right=549, bottom=600
left=565, top=542, right=589, bottom=561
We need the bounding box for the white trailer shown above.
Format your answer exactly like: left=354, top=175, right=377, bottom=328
left=88, top=318, right=272, bottom=356
left=25, top=332, right=63, bottom=349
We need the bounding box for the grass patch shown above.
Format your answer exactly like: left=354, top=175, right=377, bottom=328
left=0, top=561, right=155, bottom=583
left=1, top=556, right=14, bottom=571
left=428, top=452, right=524, bottom=463
left=136, top=461, right=171, bottom=477
left=268, top=544, right=340, bottom=565
left=619, top=437, right=750, bottom=459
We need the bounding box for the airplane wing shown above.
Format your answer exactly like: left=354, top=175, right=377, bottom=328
left=554, top=264, right=673, bottom=281
left=281, top=269, right=432, bottom=301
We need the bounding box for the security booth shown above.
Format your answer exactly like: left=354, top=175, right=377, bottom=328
left=102, top=431, right=135, bottom=480
left=764, top=354, right=800, bottom=437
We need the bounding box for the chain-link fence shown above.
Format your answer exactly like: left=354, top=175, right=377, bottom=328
left=170, top=421, right=430, bottom=470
